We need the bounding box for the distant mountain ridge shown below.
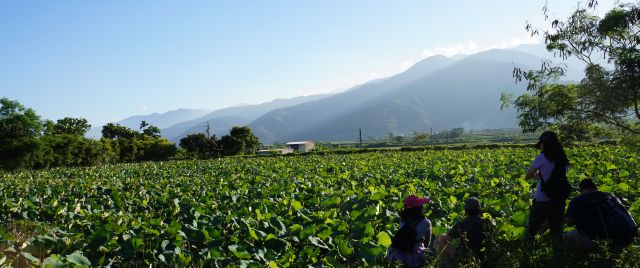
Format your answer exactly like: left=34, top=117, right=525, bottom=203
left=249, top=47, right=583, bottom=143
left=85, top=108, right=211, bottom=139
left=160, top=94, right=330, bottom=142
left=88, top=44, right=584, bottom=145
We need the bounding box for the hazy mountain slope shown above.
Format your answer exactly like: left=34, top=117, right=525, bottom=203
left=168, top=116, right=250, bottom=143
left=118, top=108, right=211, bottom=130
left=250, top=49, right=563, bottom=143
left=509, top=43, right=589, bottom=81
left=84, top=108, right=210, bottom=139
left=250, top=55, right=459, bottom=143
left=161, top=94, right=330, bottom=142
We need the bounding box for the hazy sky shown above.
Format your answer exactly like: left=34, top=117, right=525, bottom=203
left=0, top=0, right=618, bottom=126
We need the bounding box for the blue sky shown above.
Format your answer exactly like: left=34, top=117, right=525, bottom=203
left=0, top=0, right=618, bottom=126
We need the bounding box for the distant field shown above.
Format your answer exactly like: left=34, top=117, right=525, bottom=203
left=0, top=146, right=638, bottom=266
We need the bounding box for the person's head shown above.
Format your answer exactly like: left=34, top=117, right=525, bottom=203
left=464, top=197, right=481, bottom=217
left=536, top=131, right=568, bottom=166
left=401, top=195, right=430, bottom=221
left=578, top=179, right=598, bottom=194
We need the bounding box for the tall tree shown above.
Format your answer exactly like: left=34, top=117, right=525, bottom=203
left=229, top=126, right=260, bottom=154
left=503, top=2, right=640, bottom=136
left=0, top=98, right=42, bottom=170
left=219, top=135, right=244, bottom=156
left=46, top=117, right=91, bottom=136
left=411, top=131, right=429, bottom=145
left=180, top=133, right=217, bottom=159
left=101, top=123, right=138, bottom=139
left=450, top=128, right=464, bottom=139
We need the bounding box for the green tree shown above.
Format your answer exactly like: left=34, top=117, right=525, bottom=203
left=135, top=136, right=177, bottom=161
left=179, top=133, right=218, bottom=159
left=102, top=123, right=139, bottom=139
left=219, top=135, right=244, bottom=156
left=394, top=135, right=404, bottom=145
left=45, top=117, right=91, bottom=136
left=503, top=2, right=640, bottom=136
left=139, top=121, right=161, bottom=138
left=411, top=131, right=429, bottom=146
left=450, top=127, right=464, bottom=139
left=0, top=98, right=42, bottom=170
left=229, top=126, right=260, bottom=154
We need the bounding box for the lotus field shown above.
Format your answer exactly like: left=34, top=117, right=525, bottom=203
left=0, top=146, right=638, bottom=267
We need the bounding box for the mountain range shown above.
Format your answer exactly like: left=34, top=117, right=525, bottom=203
left=92, top=44, right=584, bottom=144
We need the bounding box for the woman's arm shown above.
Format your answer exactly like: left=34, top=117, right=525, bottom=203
left=525, top=165, right=538, bottom=180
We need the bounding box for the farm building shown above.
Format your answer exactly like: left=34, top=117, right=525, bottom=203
left=285, top=141, right=315, bottom=153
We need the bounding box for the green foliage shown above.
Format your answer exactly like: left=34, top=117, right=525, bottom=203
left=100, top=122, right=177, bottom=163
left=140, top=121, right=162, bottom=138
left=34, top=134, right=106, bottom=168
left=45, top=117, right=91, bottom=136
left=219, top=135, right=244, bottom=156
left=229, top=126, right=261, bottom=154
left=507, top=2, right=640, bottom=136
left=101, top=123, right=138, bottom=140
left=0, top=146, right=637, bottom=266
left=0, top=98, right=42, bottom=170
left=179, top=133, right=218, bottom=159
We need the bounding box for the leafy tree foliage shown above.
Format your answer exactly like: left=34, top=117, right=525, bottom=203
left=411, top=131, right=429, bottom=145
left=0, top=98, right=42, bottom=170
left=35, top=135, right=105, bottom=168
left=142, top=125, right=161, bottom=138
left=45, top=117, right=91, bottom=136
left=504, top=2, right=640, bottom=136
left=219, top=135, right=244, bottom=156
left=0, top=99, right=261, bottom=170
left=179, top=133, right=218, bottom=159
left=140, top=120, right=161, bottom=138
left=102, top=123, right=139, bottom=139
left=229, top=126, right=260, bottom=154
left=450, top=127, right=464, bottom=139
left=101, top=122, right=176, bottom=162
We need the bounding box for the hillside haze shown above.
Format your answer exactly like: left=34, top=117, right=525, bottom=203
left=248, top=48, right=556, bottom=143
left=160, top=94, right=330, bottom=142
left=91, top=45, right=582, bottom=145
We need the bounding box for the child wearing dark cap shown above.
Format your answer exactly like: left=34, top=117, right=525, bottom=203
left=436, top=197, right=491, bottom=267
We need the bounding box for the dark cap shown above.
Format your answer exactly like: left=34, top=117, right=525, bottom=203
left=535, top=131, right=559, bottom=149
left=464, top=197, right=481, bottom=212
left=578, top=179, right=598, bottom=190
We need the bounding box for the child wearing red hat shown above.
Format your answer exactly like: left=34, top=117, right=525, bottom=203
left=387, top=195, right=432, bottom=268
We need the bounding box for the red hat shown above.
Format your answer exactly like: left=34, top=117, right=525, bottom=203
left=403, top=195, right=430, bottom=208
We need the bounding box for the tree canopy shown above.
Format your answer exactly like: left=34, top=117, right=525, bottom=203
left=503, top=1, right=640, bottom=138
left=0, top=98, right=42, bottom=170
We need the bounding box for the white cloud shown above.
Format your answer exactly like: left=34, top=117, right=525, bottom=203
left=400, top=61, right=416, bottom=70
left=420, top=35, right=541, bottom=59
left=421, top=41, right=479, bottom=58
left=140, top=106, right=148, bottom=112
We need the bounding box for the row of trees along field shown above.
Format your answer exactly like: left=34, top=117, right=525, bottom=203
left=0, top=98, right=261, bottom=171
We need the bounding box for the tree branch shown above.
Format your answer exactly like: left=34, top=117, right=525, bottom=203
left=585, top=109, right=640, bottom=134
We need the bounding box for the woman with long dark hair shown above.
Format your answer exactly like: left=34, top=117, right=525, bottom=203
left=387, top=195, right=432, bottom=267
left=524, top=131, right=569, bottom=253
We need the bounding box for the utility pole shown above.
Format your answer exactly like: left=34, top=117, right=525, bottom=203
left=359, top=128, right=362, bottom=148
left=430, top=127, right=433, bottom=146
